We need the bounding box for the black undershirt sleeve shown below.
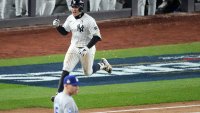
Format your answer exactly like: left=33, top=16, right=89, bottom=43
left=87, top=35, right=101, bottom=48
left=56, top=26, right=69, bottom=36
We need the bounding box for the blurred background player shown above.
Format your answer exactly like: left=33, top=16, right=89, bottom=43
left=54, top=75, right=79, bottom=113
left=138, top=0, right=157, bottom=16
left=36, top=0, right=56, bottom=16
left=89, top=0, right=109, bottom=11
left=1, top=0, right=22, bottom=19
left=66, top=0, right=72, bottom=11
left=22, top=0, right=28, bottom=16
left=15, top=0, right=23, bottom=17
left=156, top=0, right=181, bottom=14
left=115, top=0, right=125, bottom=10
left=51, top=0, right=112, bottom=102
left=0, top=0, right=3, bottom=19
left=108, top=0, right=117, bottom=10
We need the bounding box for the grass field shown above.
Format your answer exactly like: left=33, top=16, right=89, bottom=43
left=0, top=42, right=200, bottom=110
left=0, top=78, right=200, bottom=110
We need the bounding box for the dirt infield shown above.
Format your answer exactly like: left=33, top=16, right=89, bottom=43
left=0, top=101, right=200, bottom=113
left=0, top=12, right=200, bottom=112
left=0, top=13, right=200, bottom=59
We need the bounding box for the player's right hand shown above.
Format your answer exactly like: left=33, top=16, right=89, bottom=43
left=79, top=46, right=89, bottom=57
left=53, top=19, right=60, bottom=27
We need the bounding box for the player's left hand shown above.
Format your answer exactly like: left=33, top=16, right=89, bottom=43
left=79, top=46, right=89, bottom=56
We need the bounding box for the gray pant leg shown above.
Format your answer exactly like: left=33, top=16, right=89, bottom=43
left=148, top=0, right=157, bottom=15
left=99, top=0, right=109, bottom=11
left=36, top=0, right=45, bottom=16
left=0, top=0, right=3, bottom=19
left=1, top=0, right=15, bottom=19
left=42, top=0, right=56, bottom=16
left=138, top=0, right=146, bottom=16
left=89, top=0, right=101, bottom=11
left=66, top=0, right=72, bottom=11
left=109, top=0, right=116, bottom=10
left=15, top=0, right=23, bottom=16
left=22, top=0, right=28, bottom=16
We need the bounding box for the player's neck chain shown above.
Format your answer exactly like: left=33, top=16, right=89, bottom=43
left=75, top=13, right=84, bottom=19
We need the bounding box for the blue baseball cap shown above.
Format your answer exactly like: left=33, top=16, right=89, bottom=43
left=63, top=75, right=79, bottom=86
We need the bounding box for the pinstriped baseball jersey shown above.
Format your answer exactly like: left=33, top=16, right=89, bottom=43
left=62, top=13, right=101, bottom=48
left=62, top=13, right=101, bottom=75
left=54, top=92, right=78, bottom=113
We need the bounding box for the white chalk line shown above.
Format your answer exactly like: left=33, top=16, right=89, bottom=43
left=92, top=104, right=200, bottom=113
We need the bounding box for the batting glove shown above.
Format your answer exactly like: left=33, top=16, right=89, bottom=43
left=79, top=46, right=89, bottom=56
left=53, top=19, right=60, bottom=27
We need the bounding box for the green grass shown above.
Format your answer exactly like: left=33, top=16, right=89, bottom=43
left=0, top=84, right=54, bottom=110
left=0, top=78, right=200, bottom=110
left=0, top=42, right=200, bottom=67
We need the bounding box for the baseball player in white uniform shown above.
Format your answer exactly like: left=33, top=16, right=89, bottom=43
left=51, top=0, right=112, bottom=102
left=54, top=75, right=79, bottom=113
left=138, top=0, right=157, bottom=16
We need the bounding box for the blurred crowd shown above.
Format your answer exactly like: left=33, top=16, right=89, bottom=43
left=0, top=0, right=182, bottom=20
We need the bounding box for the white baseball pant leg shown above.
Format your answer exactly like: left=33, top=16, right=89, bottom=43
left=99, top=0, right=109, bottom=11
left=15, top=0, right=23, bottom=16
left=22, top=0, right=28, bottom=16
left=137, top=0, right=146, bottom=16
left=108, top=0, right=116, bottom=10
left=62, top=46, right=80, bottom=72
left=80, top=46, right=96, bottom=76
left=148, top=0, right=157, bottom=15
left=36, top=0, right=45, bottom=16
left=1, top=0, right=15, bottom=19
left=42, top=0, right=56, bottom=16
left=89, top=0, right=101, bottom=11
left=66, top=0, right=72, bottom=11
left=115, top=0, right=123, bottom=10
left=0, top=0, right=3, bottom=19
left=62, top=53, right=80, bottom=72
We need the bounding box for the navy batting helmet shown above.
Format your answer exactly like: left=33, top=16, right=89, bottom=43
left=71, top=0, right=84, bottom=11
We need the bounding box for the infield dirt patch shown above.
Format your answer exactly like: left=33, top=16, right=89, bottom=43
left=0, top=13, right=200, bottom=59
left=0, top=101, right=200, bottom=113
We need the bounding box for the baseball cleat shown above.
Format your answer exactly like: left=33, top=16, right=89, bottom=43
left=101, top=58, right=112, bottom=74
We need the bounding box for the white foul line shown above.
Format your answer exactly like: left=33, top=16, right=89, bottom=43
left=92, top=104, right=200, bottom=113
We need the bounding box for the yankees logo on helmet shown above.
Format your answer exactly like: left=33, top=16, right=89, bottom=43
left=71, top=0, right=84, bottom=11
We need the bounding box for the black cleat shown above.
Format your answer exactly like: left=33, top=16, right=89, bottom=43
left=51, top=96, right=55, bottom=102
